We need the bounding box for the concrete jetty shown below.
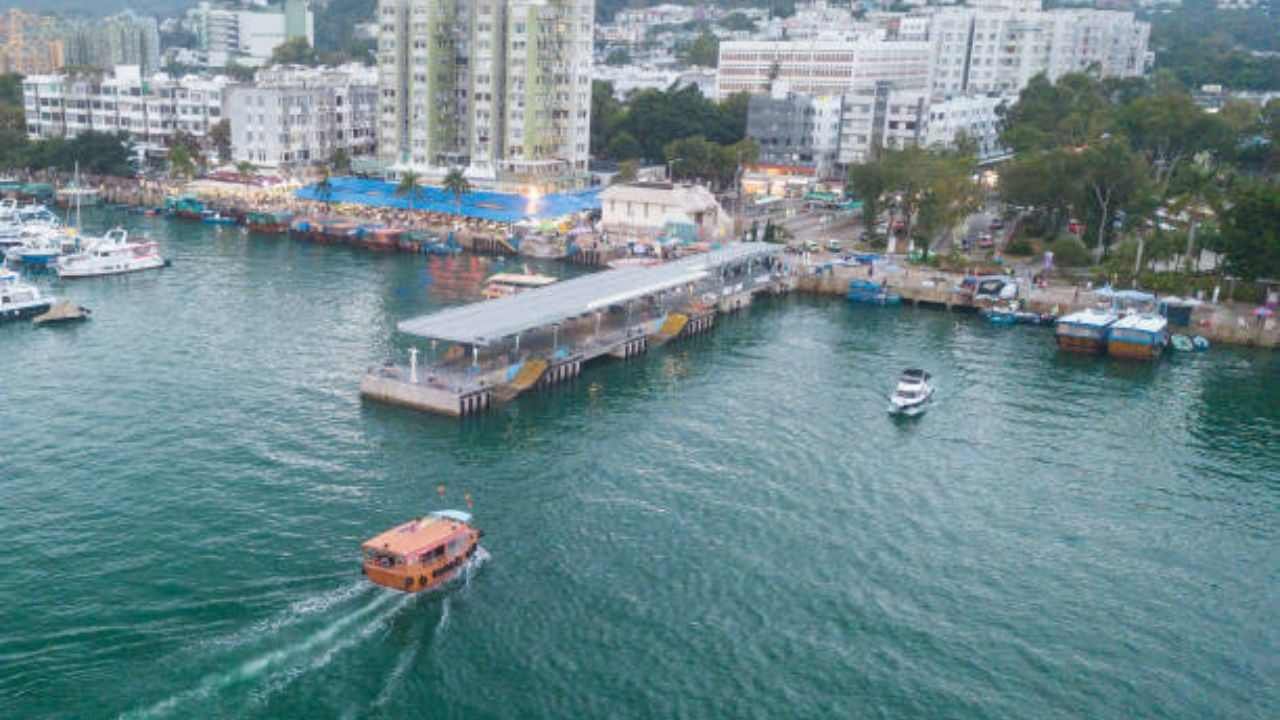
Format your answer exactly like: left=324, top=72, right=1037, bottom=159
left=361, top=243, right=785, bottom=417
left=800, top=264, right=1280, bottom=348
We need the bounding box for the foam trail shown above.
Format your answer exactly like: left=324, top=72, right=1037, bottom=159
left=203, top=581, right=372, bottom=651
left=248, top=593, right=413, bottom=707
left=121, top=592, right=397, bottom=720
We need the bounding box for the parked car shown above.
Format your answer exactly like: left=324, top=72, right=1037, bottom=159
left=827, top=238, right=842, bottom=251
left=989, top=218, right=1005, bottom=230
left=805, top=240, right=821, bottom=253
left=977, top=233, right=994, bottom=249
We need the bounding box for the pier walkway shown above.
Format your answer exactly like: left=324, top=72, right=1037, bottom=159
left=361, top=243, right=784, bottom=416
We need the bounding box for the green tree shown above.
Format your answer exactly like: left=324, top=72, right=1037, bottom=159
left=208, top=118, right=232, bottom=164
left=396, top=170, right=424, bottom=212
left=846, top=160, right=892, bottom=239
left=270, top=37, right=320, bottom=67
left=913, top=151, right=983, bottom=258
left=721, top=12, right=757, bottom=33
left=169, top=144, right=196, bottom=180
left=998, top=149, right=1079, bottom=237
left=604, top=48, right=631, bottom=66
left=236, top=161, right=256, bottom=177
left=315, top=171, right=334, bottom=209
left=1217, top=182, right=1280, bottom=281
left=443, top=167, right=471, bottom=213
left=1073, top=139, right=1150, bottom=258
left=591, top=80, right=625, bottom=158
left=1118, top=90, right=1229, bottom=188
left=1000, top=73, right=1113, bottom=153
left=331, top=147, right=351, bottom=174
left=680, top=31, right=719, bottom=68
left=613, top=159, right=639, bottom=184
left=606, top=131, right=643, bottom=160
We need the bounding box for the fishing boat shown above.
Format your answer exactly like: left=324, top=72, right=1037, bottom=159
left=361, top=510, right=484, bottom=593
left=201, top=210, right=236, bottom=225
left=57, top=229, right=167, bottom=279
left=888, top=369, right=933, bottom=416
left=0, top=267, right=55, bottom=321
left=164, top=195, right=206, bottom=220
left=847, top=279, right=902, bottom=306
left=482, top=272, right=557, bottom=299
left=1106, top=314, right=1170, bottom=360
left=1054, top=307, right=1119, bottom=354
left=245, top=210, right=293, bottom=234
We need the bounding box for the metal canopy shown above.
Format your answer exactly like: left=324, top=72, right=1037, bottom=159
left=398, top=243, right=780, bottom=346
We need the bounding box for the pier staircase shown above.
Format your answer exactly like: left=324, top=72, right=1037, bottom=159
left=649, top=313, right=689, bottom=346
left=491, top=358, right=549, bottom=404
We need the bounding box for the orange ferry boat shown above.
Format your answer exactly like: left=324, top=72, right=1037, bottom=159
left=361, top=510, right=483, bottom=593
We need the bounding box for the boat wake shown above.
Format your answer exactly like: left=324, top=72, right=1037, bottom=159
left=121, top=590, right=408, bottom=719
left=123, top=550, right=491, bottom=719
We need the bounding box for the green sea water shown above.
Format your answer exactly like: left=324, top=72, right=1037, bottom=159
left=1, top=210, right=1277, bottom=719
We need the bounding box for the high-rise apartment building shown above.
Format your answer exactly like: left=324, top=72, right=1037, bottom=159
left=376, top=0, right=594, bottom=192
left=927, top=4, right=1149, bottom=98
left=63, top=13, right=162, bottom=75
left=0, top=10, right=66, bottom=76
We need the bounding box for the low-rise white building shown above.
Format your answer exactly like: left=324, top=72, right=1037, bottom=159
left=226, top=64, right=377, bottom=169
left=22, top=65, right=231, bottom=161
left=600, top=182, right=731, bottom=242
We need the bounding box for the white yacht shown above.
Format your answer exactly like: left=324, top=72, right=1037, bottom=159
left=888, top=369, right=934, bottom=416
left=0, top=267, right=55, bottom=321
left=57, top=228, right=167, bottom=279
left=5, top=226, right=73, bottom=268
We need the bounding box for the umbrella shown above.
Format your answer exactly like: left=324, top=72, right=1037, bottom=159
left=1253, top=306, right=1274, bottom=318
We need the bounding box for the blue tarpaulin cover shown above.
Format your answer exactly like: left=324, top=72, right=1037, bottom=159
left=295, top=176, right=601, bottom=224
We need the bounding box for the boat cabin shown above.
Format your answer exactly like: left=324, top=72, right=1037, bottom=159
left=361, top=510, right=480, bottom=593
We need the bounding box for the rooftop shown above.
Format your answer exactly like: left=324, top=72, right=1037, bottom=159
left=362, top=515, right=464, bottom=557
left=399, top=243, right=780, bottom=346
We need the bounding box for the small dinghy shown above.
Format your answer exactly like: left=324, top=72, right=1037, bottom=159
left=33, top=300, right=91, bottom=326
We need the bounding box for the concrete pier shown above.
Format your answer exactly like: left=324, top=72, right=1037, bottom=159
left=363, top=244, right=785, bottom=417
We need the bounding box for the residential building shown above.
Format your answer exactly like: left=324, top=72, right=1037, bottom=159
left=926, top=4, right=1150, bottom=98
left=746, top=83, right=1012, bottom=179
left=376, top=0, right=594, bottom=192
left=189, top=0, right=315, bottom=67
left=22, top=65, right=231, bottom=162
left=0, top=10, right=66, bottom=76
left=716, top=36, right=933, bottom=99
left=227, top=64, right=378, bottom=169
left=599, top=182, right=731, bottom=242
left=63, top=13, right=162, bottom=75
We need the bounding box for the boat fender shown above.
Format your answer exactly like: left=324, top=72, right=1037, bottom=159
left=360, top=565, right=366, bottom=575
left=403, top=577, right=413, bottom=590
left=419, top=575, right=428, bottom=587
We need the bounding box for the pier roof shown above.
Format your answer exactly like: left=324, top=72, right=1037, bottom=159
left=398, top=243, right=779, bottom=346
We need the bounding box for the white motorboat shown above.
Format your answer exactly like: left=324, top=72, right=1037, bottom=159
left=888, top=369, right=934, bottom=416
left=0, top=267, right=55, bottom=321
left=57, top=228, right=167, bottom=279
left=4, top=227, right=72, bottom=268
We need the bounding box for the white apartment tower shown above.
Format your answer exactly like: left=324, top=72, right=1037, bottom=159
left=377, top=0, right=593, bottom=192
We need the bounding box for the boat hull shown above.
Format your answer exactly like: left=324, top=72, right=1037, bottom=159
left=1, top=299, right=53, bottom=321
left=1056, top=334, right=1107, bottom=354
left=58, top=256, right=167, bottom=279
left=363, top=542, right=483, bottom=593
left=1107, top=337, right=1167, bottom=361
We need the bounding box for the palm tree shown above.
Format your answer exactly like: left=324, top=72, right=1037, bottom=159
left=315, top=170, right=334, bottom=210
left=396, top=170, right=423, bottom=213
left=443, top=167, right=471, bottom=215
